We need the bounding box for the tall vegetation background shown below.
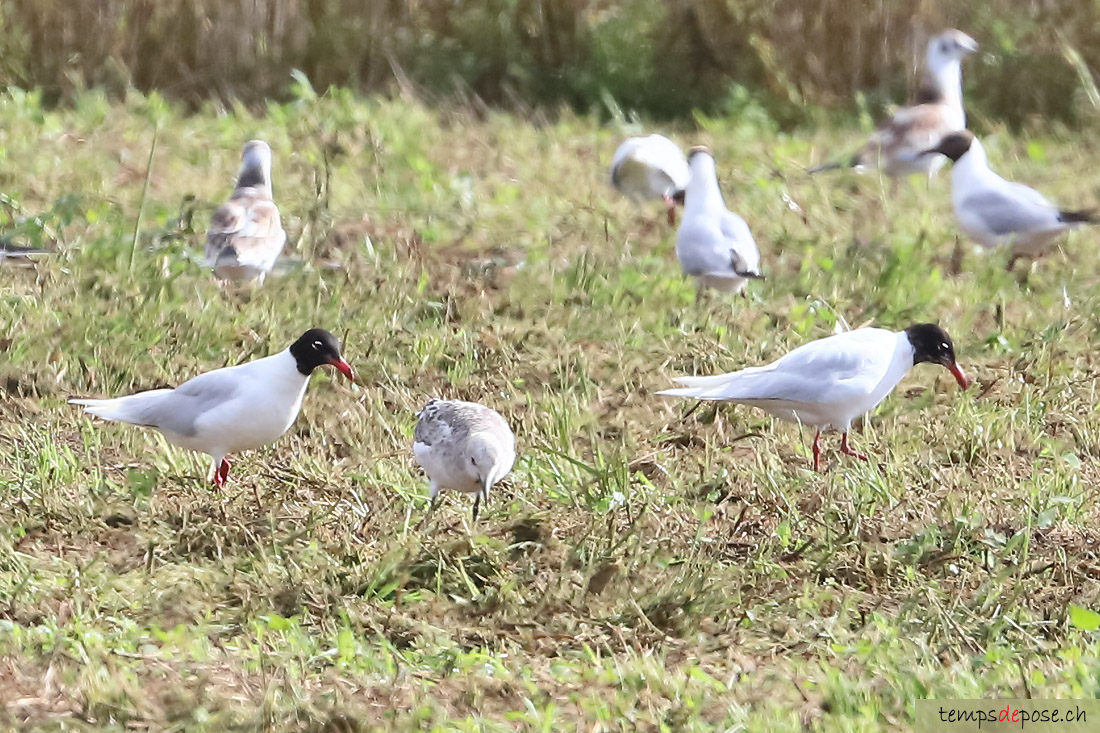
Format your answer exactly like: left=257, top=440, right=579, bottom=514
left=2, top=0, right=1098, bottom=128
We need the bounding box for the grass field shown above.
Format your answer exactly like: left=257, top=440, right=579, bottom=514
left=3, top=87, right=1100, bottom=730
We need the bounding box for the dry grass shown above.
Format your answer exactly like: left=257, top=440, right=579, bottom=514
left=3, top=0, right=1100, bottom=126
left=2, top=89, right=1100, bottom=730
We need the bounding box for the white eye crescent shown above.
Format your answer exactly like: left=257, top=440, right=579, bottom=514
left=312, top=340, right=323, bottom=349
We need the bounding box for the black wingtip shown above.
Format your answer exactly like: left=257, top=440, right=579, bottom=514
left=1059, top=209, right=1098, bottom=225
left=807, top=152, right=860, bottom=175
left=806, top=161, right=843, bottom=175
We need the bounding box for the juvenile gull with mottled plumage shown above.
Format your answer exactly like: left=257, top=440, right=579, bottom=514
left=414, top=399, right=516, bottom=521
left=204, top=139, right=286, bottom=285
left=810, top=29, right=978, bottom=180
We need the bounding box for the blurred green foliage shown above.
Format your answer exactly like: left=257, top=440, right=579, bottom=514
left=1, top=0, right=1099, bottom=128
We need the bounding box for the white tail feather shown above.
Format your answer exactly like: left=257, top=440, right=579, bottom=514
left=657, top=386, right=732, bottom=401
left=68, top=390, right=172, bottom=425
left=669, top=372, right=742, bottom=389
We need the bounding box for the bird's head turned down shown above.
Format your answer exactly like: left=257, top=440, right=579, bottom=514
left=466, top=432, right=511, bottom=492
left=289, top=328, right=354, bottom=381
left=905, top=323, right=969, bottom=389
left=928, top=29, right=979, bottom=64
left=920, top=130, right=976, bottom=163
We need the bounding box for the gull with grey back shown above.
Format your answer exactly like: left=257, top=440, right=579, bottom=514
left=414, top=399, right=516, bottom=521
left=69, top=329, right=354, bottom=487
left=921, top=130, right=1098, bottom=269
left=659, top=324, right=969, bottom=471
left=204, top=139, right=286, bottom=285
left=676, top=146, right=762, bottom=299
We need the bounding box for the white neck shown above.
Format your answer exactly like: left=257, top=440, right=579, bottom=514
left=923, top=52, right=965, bottom=124
left=684, top=155, right=725, bottom=212
left=953, top=139, right=992, bottom=184
left=257, top=348, right=311, bottom=384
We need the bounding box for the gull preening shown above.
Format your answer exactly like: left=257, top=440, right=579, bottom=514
left=811, top=29, right=978, bottom=179
left=922, top=130, right=1098, bottom=269
left=659, top=324, right=969, bottom=471
left=676, top=146, right=762, bottom=299
left=610, top=134, right=690, bottom=225
left=414, top=398, right=516, bottom=521
left=204, top=140, right=287, bottom=285
left=70, top=329, right=354, bottom=487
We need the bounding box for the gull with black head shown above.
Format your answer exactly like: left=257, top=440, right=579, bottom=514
left=414, top=399, right=516, bottom=521
left=70, top=329, right=354, bottom=487
left=921, top=130, right=1098, bottom=270
left=659, top=324, right=969, bottom=471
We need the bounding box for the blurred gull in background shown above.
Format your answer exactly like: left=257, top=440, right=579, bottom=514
left=810, top=29, right=978, bottom=181
left=921, top=130, right=1098, bottom=270
left=204, top=139, right=287, bottom=285
left=675, top=146, right=763, bottom=300
left=610, top=134, right=690, bottom=225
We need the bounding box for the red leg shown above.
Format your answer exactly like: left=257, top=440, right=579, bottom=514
left=664, top=195, right=676, bottom=226
left=812, top=431, right=822, bottom=472
left=840, top=433, right=868, bottom=462
left=213, top=458, right=231, bottom=487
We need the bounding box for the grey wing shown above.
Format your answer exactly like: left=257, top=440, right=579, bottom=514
left=153, top=370, right=241, bottom=436
left=718, top=212, right=760, bottom=275
left=739, top=329, right=892, bottom=404
left=961, top=190, right=1059, bottom=236
left=677, top=221, right=737, bottom=278
left=413, top=413, right=445, bottom=447
left=415, top=400, right=458, bottom=447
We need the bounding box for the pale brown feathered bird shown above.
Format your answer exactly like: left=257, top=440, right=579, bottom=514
left=204, top=140, right=286, bottom=285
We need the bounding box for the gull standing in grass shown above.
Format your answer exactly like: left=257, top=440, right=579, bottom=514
left=414, top=399, right=516, bottom=521
left=676, top=146, right=762, bottom=300
left=810, top=29, right=978, bottom=180
left=921, top=130, right=1098, bottom=270
left=659, top=324, right=969, bottom=471
left=204, top=140, right=286, bottom=285
left=70, top=329, right=354, bottom=487
left=610, top=134, right=690, bottom=225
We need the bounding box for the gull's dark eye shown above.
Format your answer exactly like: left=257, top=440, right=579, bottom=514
left=941, top=342, right=950, bottom=351
left=470, top=457, right=477, bottom=466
